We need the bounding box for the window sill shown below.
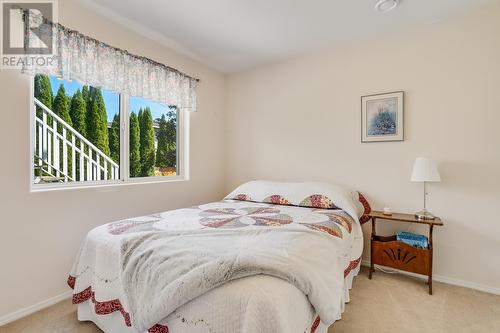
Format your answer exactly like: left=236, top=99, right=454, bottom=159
left=30, top=175, right=189, bottom=193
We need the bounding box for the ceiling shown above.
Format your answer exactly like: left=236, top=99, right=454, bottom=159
left=78, top=0, right=499, bottom=73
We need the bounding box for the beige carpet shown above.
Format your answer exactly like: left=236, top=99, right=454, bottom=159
left=2, top=267, right=499, bottom=333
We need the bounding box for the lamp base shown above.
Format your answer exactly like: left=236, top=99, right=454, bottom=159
left=415, top=209, right=436, bottom=220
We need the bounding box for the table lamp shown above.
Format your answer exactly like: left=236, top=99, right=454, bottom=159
left=411, top=157, right=441, bottom=220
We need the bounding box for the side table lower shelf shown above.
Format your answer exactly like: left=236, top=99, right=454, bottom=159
left=370, top=235, right=431, bottom=276
left=368, top=211, right=442, bottom=295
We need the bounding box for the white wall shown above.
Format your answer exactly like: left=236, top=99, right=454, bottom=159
left=0, top=0, right=226, bottom=319
left=225, top=6, right=500, bottom=291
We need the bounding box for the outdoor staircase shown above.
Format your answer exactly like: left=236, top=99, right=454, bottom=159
left=33, top=98, right=119, bottom=184
left=34, top=159, right=68, bottom=183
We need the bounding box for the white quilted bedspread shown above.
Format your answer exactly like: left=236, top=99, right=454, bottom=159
left=70, top=199, right=362, bottom=333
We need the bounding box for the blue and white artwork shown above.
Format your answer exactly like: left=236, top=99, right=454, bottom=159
left=361, top=91, right=404, bottom=142
left=367, top=97, right=397, bottom=136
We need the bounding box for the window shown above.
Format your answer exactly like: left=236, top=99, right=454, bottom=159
left=31, top=74, right=187, bottom=190
left=128, top=96, right=179, bottom=178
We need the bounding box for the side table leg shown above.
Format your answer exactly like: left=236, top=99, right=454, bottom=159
left=369, top=218, right=376, bottom=279
left=428, top=224, right=434, bottom=295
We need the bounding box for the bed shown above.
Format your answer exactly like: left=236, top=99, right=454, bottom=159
left=68, top=181, right=370, bottom=333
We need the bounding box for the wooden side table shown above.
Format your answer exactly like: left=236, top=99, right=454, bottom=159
left=368, top=211, right=443, bottom=295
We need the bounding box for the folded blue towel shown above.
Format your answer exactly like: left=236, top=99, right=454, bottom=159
left=396, top=231, right=428, bottom=249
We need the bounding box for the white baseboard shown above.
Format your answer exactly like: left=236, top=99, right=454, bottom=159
left=361, top=259, right=500, bottom=296
left=0, top=290, right=72, bottom=327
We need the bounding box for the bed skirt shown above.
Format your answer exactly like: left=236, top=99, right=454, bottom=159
left=75, top=257, right=361, bottom=333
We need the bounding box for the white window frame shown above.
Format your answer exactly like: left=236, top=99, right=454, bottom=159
left=29, top=76, right=190, bottom=192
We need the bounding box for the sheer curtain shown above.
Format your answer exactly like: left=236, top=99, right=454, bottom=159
left=22, top=11, right=198, bottom=110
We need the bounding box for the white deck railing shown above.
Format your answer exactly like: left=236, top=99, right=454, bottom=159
left=34, top=97, right=119, bottom=183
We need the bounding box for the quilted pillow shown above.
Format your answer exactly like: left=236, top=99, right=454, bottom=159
left=225, top=180, right=354, bottom=211
left=357, top=192, right=372, bottom=224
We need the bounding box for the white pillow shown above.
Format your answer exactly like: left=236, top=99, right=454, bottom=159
left=225, top=180, right=361, bottom=218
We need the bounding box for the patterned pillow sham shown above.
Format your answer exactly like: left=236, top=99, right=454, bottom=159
left=230, top=192, right=339, bottom=209
left=263, top=195, right=291, bottom=205
left=227, top=181, right=373, bottom=224
left=299, top=194, right=340, bottom=209
left=226, top=181, right=351, bottom=211
left=357, top=192, right=372, bottom=224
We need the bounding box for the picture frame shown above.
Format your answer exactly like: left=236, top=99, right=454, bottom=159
left=361, top=91, right=404, bottom=142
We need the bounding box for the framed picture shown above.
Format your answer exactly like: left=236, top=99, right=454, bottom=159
left=361, top=91, right=404, bottom=142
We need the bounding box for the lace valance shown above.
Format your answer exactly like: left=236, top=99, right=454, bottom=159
left=22, top=12, right=198, bottom=110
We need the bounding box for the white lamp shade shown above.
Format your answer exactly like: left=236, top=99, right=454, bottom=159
left=411, top=157, right=441, bottom=182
